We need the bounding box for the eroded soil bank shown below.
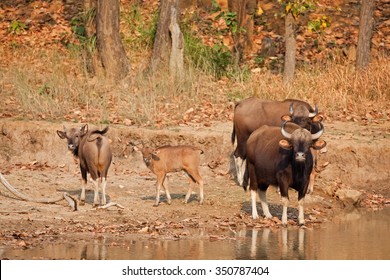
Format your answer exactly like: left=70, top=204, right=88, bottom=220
left=0, top=119, right=389, bottom=251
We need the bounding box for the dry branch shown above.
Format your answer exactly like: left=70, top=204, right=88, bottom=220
left=96, top=202, right=125, bottom=210
left=0, top=172, right=77, bottom=211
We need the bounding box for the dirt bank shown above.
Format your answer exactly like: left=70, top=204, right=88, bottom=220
left=0, top=119, right=389, bottom=249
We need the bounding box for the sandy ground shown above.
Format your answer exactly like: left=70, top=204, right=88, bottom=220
left=0, top=119, right=389, bottom=250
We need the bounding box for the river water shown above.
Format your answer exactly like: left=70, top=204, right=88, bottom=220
left=1, top=208, right=389, bottom=260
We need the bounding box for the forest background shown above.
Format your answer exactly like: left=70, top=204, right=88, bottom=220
left=0, top=0, right=389, bottom=128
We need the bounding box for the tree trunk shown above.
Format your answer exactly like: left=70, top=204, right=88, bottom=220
left=149, top=0, right=183, bottom=77
left=169, top=6, right=184, bottom=80
left=227, top=0, right=257, bottom=62
left=356, top=0, right=375, bottom=70
left=96, top=0, right=129, bottom=80
left=283, top=12, right=296, bottom=85
left=83, top=0, right=103, bottom=77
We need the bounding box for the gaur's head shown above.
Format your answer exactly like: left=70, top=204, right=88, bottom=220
left=57, top=124, right=88, bottom=152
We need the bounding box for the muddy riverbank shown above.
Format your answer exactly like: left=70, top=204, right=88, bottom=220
left=0, top=119, right=389, bottom=255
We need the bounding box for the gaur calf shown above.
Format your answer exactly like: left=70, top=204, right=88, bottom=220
left=134, top=144, right=204, bottom=207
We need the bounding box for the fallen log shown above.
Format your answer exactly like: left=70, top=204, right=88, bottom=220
left=0, top=172, right=77, bottom=211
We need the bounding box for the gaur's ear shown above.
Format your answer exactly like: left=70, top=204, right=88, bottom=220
left=281, top=114, right=292, bottom=122
left=312, top=114, right=324, bottom=123
left=57, top=130, right=66, bottom=139
left=312, top=139, right=327, bottom=150
left=151, top=149, right=161, bottom=161
left=79, top=124, right=88, bottom=136
left=279, top=139, right=292, bottom=150
left=151, top=153, right=160, bottom=161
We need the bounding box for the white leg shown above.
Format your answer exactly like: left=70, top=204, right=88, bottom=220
left=307, top=171, right=315, bottom=194
left=259, top=190, right=272, bottom=218
left=163, top=176, right=171, bottom=205
left=184, top=183, right=193, bottom=204
left=80, top=181, right=87, bottom=205
left=198, top=179, right=204, bottom=205
left=251, top=189, right=259, bottom=219
left=163, top=185, right=171, bottom=205
left=155, top=174, right=165, bottom=207
left=101, top=177, right=107, bottom=205
left=281, top=197, right=289, bottom=226
left=154, top=183, right=161, bottom=207
left=235, top=157, right=247, bottom=186
left=298, top=198, right=305, bottom=225
left=92, top=179, right=99, bottom=206
left=234, top=157, right=243, bottom=185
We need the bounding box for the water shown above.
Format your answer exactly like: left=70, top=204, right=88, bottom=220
left=1, top=208, right=389, bottom=260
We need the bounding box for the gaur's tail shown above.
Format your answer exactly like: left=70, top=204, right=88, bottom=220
left=87, top=127, right=109, bottom=142
left=231, top=101, right=241, bottom=145
left=91, top=126, right=109, bottom=135
left=95, top=136, right=103, bottom=163
left=231, top=125, right=236, bottom=145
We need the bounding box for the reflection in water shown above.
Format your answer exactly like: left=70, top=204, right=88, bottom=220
left=1, top=208, right=389, bottom=260
left=235, top=227, right=306, bottom=260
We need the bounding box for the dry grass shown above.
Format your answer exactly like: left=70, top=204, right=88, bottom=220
left=236, top=57, right=390, bottom=119
left=1, top=45, right=389, bottom=126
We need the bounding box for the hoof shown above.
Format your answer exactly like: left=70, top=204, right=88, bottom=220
left=153, top=203, right=159, bottom=207
left=167, top=200, right=171, bottom=205
left=79, top=200, right=85, bottom=206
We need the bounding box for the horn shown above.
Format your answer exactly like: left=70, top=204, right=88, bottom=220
left=311, top=122, right=324, bottom=140
left=281, top=121, right=292, bottom=139
left=289, top=103, right=294, bottom=115
left=308, top=104, right=318, bottom=118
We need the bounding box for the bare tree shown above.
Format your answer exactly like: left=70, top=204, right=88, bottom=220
left=283, top=12, right=296, bottom=85
left=149, top=0, right=184, bottom=79
left=356, top=0, right=376, bottom=70
left=227, top=0, right=257, bottom=62
left=83, top=0, right=101, bottom=76
left=83, top=0, right=129, bottom=81
left=279, top=0, right=317, bottom=85
left=96, top=0, right=130, bottom=80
